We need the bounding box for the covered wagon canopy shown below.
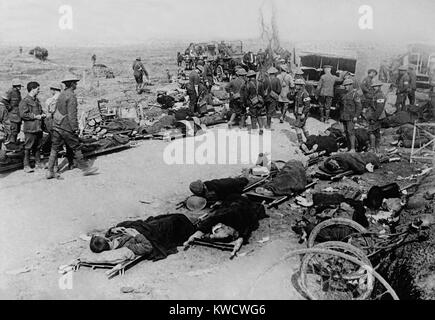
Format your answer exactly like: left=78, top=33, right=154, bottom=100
left=298, top=49, right=358, bottom=75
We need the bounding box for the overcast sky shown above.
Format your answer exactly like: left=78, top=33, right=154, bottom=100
left=0, top=0, right=434, bottom=46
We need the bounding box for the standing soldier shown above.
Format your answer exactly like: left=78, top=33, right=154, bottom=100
left=245, top=70, right=266, bottom=135
left=360, top=69, right=378, bottom=112
left=19, top=81, right=46, bottom=173
left=132, top=57, right=149, bottom=93
left=188, top=65, right=203, bottom=114
left=177, top=52, right=183, bottom=67
left=5, top=79, right=23, bottom=145
left=407, top=65, right=417, bottom=105
left=203, top=57, right=215, bottom=90
left=226, top=68, right=247, bottom=128
left=366, top=81, right=386, bottom=153
left=91, top=54, right=96, bottom=66
left=288, top=78, right=311, bottom=145
left=277, top=64, right=294, bottom=123
left=263, top=66, right=281, bottom=130
left=316, top=65, right=345, bottom=123
left=395, top=65, right=410, bottom=112
left=0, top=95, right=11, bottom=149
left=340, top=78, right=362, bottom=152
left=46, top=75, right=98, bottom=179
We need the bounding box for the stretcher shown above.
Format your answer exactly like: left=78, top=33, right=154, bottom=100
left=244, top=181, right=317, bottom=208
left=188, top=238, right=243, bottom=259
left=66, top=255, right=146, bottom=279
left=314, top=170, right=354, bottom=181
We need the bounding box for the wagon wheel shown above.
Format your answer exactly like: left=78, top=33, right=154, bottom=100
left=216, top=65, right=224, bottom=82
left=300, top=241, right=375, bottom=300
left=293, top=248, right=399, bottom=300
left=307, top=218, right=374, bottom=255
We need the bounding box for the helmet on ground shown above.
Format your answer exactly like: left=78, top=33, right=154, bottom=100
left=186, top=196, right=207, bottom=211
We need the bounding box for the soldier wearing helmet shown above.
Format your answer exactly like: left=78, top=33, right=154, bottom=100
left=225, top=68, right=248, bottom=128
left=277, top=64, right=294, bottom=123
left=132, top=57, right=149, bottom=93
left=366, top=81, right=386, bottom=153
left=395, top=65, right=411, bottom=111
left=287, top=78, right=311, bottom=145
left=261, top=66, right=282, bottom=130
left=340, top=78, right=362, bottom=152
left=360, top=68, right=378, bottom=111
left=244, top=70, right=266, bottom=134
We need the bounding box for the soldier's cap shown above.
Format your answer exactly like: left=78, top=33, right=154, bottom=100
left=236, top=68, right=247, bottom=76
left=61, top=75, right=80, bottom=83
left=399, top=65, right=408, bottom=71
left=368, top=68, right=378, bottom=74
left=267, top=66, right=279, bottom=74
left=371, top=81, right=383, bottom=87
left=196, top=65, right=204, bottom=72
left=12, top=79, right=22, bottom=87
left=207, top=57, right=214, bottom=62
left=294, top=78, right=305, bottom=85
left=136, top=57, right=142, bottom=61
left=246, top=70, right=257, bottom=78
left=294, top=69, right=305, bottom=75
left=323, top=65, right=332, bottom=69
left=343, top=78, right=354, bottom=86
left=50, top=84, right=62, bottom=91
left=157, top=89, right=167, bottom=95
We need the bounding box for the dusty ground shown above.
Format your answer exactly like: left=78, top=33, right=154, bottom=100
left=0, top=44, right=433, bottom=300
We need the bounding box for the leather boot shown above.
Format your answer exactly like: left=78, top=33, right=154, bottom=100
left=349, top=135, right=356, bottom=152
left=46, top=149, right=59, bottom=179
left=23, top=150, right=34, bottom=173
left=75, top=150, right=98, bottom=176
left=239, top=115, right=246, bottom=129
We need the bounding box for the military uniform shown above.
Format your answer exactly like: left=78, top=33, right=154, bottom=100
left=0, top=99, right=11, bottom=147
left=5, top=87, right=22, bottom=143
left=19, top=95, right=45, bottom=167
left=340, top=88, right=362, bottom=151
left=132, top=60, right=148, bottom=84
left=317, top=72, right=342, bottom=121
left=202, top=63, right=214, bottom=89
left=261, top=75, right=281, bottom=129
left=367, top=89, right=386, bottom=152
left=226, top=76, right=247, bottom=127
left=292, top=88, right=311, bottom=143
left=395, top=72, right=410, bottom=111
left=245, top=78, right=265, bottom=130
left=46, top=85, right=97, bottom=177
left=188, top=69, right=201, bottom=113
left=361, top=76, right=375, bottom=110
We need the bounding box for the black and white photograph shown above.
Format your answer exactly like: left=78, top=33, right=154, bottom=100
left=0, top=0, right=434, bottom=303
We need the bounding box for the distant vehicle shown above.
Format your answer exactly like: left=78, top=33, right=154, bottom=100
left=296, top=50, right=358, bottom=115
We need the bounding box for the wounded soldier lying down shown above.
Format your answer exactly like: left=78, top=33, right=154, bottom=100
left=90, top=213, right=195, bottom=261
left=184, top=194, right=268, bottom=257
left=320, top=152, right=380, bottom=175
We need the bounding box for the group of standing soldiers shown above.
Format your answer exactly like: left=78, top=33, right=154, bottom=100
left=0, top=76, right=98, bottom=178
